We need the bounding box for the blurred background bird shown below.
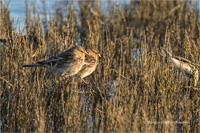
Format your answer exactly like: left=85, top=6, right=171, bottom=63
left=160, top=47, right=199, bottom=87
left=78, top=48, right=101, bottom=84
left=23, top=45, right=88, bottom=78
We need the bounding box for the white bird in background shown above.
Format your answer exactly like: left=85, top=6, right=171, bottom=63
left=160, top=47, right=199, bottom=87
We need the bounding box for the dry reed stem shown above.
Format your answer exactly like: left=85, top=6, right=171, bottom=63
left=0, top=0, right=200, bottom=132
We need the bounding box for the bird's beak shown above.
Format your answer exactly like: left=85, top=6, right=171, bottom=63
left=85, top=51, right=89, bottom=55
left=98, top=54, right=101, bottom=57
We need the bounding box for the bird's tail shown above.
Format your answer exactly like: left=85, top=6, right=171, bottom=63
left=23, top=64, right=42, bottom=67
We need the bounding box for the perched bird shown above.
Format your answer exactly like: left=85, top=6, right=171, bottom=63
left=78, top=48, right=101, bottom=83
left=160, top=47, right=199, bottom=86
left=23, top=46, right=88, bottom=78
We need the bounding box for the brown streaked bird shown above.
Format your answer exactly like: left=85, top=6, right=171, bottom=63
left=23, top=46, right=88, bottom=78
left=160, top=47, right=199, bottom=86
left=78, top=48, right=101, bottom=84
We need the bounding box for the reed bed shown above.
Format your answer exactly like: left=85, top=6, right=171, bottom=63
left=0, top=0, right=199, bottom=132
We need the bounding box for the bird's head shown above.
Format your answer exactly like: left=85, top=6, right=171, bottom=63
left=87, top=48, right=101, bottom=60
left=74, top=46, right=88, bottom=57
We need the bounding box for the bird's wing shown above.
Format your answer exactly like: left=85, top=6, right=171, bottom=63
left=37, top=56, right=65, bottom=66
left=37, top=52, right=76, bottom=66
left=57, top=46, right=76, bottom=57
left=173, top=55, right=192, bottom=64
left=58, top=52, right=76, bottom=62
left=160, top=47, right=192, bottom=64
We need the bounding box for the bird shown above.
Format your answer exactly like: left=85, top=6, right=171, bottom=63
left=23, top=45, right=88, bottom=78
left=77, top=48, right=101, bottom=84
left=160, top=47, right=199, bottom=87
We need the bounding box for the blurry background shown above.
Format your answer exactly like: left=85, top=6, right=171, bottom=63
left=0, top=0, right=200, bottom=132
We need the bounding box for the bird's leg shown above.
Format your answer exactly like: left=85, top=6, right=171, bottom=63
left=81, top=78, right=89, bottom=84
left=61, top=73, right=68, bottom=82
left=62, top=76, right=66, bottom=82
left=61, top=72, right=69, bottom=81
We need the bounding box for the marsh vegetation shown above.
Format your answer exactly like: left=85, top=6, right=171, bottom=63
left=0, top=0, right=200, bottom=132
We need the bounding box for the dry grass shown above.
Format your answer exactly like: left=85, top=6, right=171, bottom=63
left=0, top=0, right=200, bottom=132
